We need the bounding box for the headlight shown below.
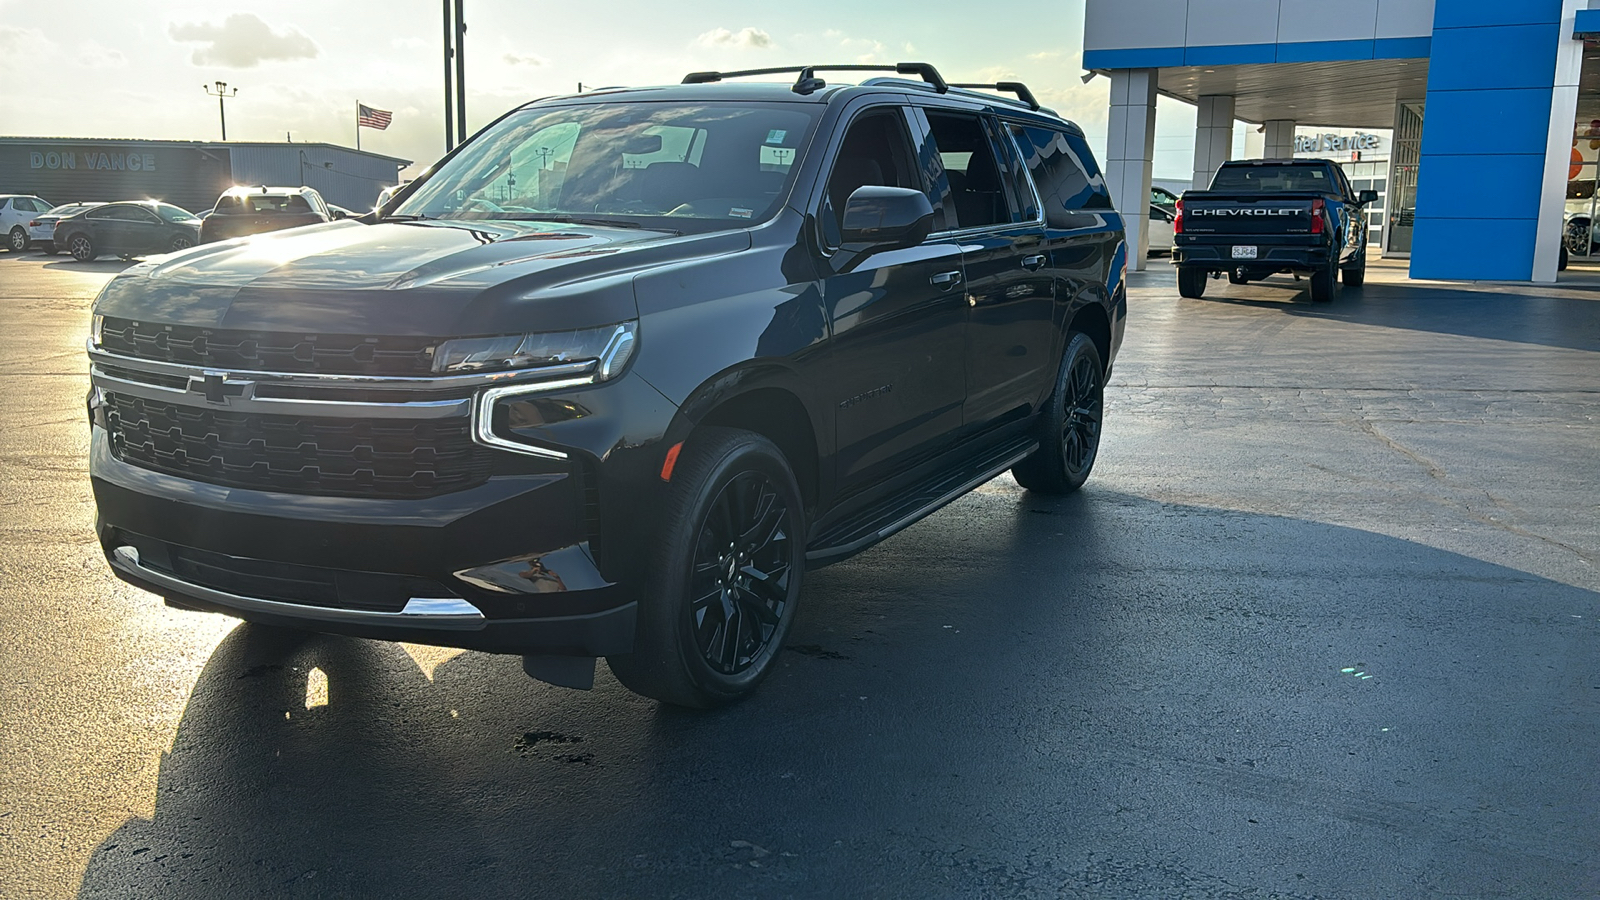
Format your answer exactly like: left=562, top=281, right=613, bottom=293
left=432, top=321, right=637, bottom=378
left=91, top=314, right=103, bottom=347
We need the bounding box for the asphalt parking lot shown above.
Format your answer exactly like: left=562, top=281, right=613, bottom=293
left=2, top=248, right=1597, bottom=899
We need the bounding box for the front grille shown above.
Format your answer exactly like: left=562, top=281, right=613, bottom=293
left=98, top=317, right=439, bottom=376
left=105, top=392, right=491, bottom=499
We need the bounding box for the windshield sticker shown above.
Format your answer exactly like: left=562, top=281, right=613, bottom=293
left=729, top=207, right=754, bottom=219
left=766, top=129, right=788, bottom=144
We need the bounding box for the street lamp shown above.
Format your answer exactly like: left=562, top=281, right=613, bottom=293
left=203, top=81, right=238, bottom=141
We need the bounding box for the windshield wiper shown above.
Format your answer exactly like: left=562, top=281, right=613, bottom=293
left=380, top=213, right=432, bottom=222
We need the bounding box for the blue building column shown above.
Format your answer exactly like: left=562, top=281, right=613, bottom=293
left=1408, top=0, right=1580, bottom=280
left=1410, top=0, right=1582, bottom=282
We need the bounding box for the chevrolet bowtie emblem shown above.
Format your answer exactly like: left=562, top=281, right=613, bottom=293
left=187, top=371, right=253, bottom=404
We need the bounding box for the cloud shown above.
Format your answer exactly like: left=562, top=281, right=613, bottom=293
left=695, top=27, right=773, bottom=49
left=168, top=13, right=318, bottom=68
left=75, top=40, right=126, bottom=69
left=504, top=52, right=547, bottom=66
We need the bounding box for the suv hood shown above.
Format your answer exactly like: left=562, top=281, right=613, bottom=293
left=93, top=218, right=748, bottom=336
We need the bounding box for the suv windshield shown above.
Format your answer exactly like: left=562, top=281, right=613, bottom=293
left=217, top=194, right=312, bottom=214
left=1209, top=165, right=1331, bottom=193
left=394, top=101, right=820, bottom=232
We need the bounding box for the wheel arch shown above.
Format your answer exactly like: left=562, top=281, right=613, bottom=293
left=670, top=366, right=824, bottom=516
left=1066, top=302, right=1112, bottom=374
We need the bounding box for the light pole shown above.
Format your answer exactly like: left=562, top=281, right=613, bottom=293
left=203, top=81, right=238, bottom=141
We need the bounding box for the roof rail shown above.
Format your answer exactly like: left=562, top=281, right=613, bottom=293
left=948, top=81, right=1040, bottom=111
left=682, top=62, right=949, bottom=96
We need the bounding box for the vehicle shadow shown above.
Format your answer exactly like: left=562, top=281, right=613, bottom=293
left=74, top=488, right=1600, bottom=898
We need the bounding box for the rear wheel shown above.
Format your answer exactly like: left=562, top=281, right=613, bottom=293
left=168, top=235, right=194, bottom=253
left=67, top=233, right=96, bottom=262
left=1309, top=254, right=1338, bottom=303
left=7, top=227, right=26, bottom=252
left=607, top=427, right=804, bottom=708
left=1012, top=332, right=1104, bottom=495
left=1177, top=267, right=1208, bottom=299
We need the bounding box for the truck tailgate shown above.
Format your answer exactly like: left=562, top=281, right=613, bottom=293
left=1180, top=191, right=1323, bottom=237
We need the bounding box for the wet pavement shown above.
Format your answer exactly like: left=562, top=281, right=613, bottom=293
left=2, top=250, right=1597, bottom=898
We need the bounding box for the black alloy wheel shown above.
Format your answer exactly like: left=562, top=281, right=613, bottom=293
left=607, top=427, right=804, bottom=707
left=68, top=234, right=96, bottom=262
left=169, top=234, right=195, bottom=252
left=1342, top=247, right=1367, bottom=287
left=1309, top=252, right=1338, bottom=303
left=1013, top=331, right=1104, bottom=494
left=687, top=471, right=793, bottom=676
left=7, top=227, right=26, bottom=252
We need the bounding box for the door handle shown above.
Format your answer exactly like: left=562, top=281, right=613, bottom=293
left=930, top=270, right=963, bottom=288
left=1021, top=254, right=1046, bottom=270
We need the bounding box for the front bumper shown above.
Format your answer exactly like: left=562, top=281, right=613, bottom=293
left=86, top=339, right=678, bottom=657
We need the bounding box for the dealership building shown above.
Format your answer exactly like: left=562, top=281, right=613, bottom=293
left=0, top=138, right=408, bottom=215
left=1086, top=0, right=1600, bottom=281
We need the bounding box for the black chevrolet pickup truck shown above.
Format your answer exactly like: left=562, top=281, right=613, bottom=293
left=1172, top=159, right=1377, bottom=303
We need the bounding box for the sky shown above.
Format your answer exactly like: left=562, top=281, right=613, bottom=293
left=0, top=0, right=1211, bottom=181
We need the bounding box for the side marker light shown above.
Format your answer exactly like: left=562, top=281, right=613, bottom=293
left=660, top=441, right=683, bottom=482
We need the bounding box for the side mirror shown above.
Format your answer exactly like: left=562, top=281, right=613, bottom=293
left=1358, top=190, right=1379, bottom=205
left=840, top=186, right=935, bottom=250
left=330, top=209, right=348, bottom=220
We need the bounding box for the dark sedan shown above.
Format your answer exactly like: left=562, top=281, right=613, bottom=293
left=54, top=202, right=201, bottom=262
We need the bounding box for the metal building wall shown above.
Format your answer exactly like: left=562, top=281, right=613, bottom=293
left=223, top=144, right=404, bottom=211
left=0, top=140, right=232, bottom=213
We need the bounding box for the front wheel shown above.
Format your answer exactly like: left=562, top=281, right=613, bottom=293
left=607, top=427, right=805, bottom=708
left=7, top=227, right=26, bottom=252
left=67, top=234, right=96, bottom=262
left=168, top=235, right=194, bottom=253
left=1012, top=332, right=1105, bottom=495
left=1177, top=267, right=1208, bottom=299
left=1309, top=254, right=1338, bottom=303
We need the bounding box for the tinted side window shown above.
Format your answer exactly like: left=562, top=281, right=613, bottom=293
left=925, top=112, right=1012, bottom=230
left=1008, top=124, right=1113, bottom=227
left=820, top=109, right=920, bottom=248
left=86, top=206, right=119, bottom=219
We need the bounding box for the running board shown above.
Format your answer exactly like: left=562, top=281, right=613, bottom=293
left=805, top=437, right=1037, bottom=568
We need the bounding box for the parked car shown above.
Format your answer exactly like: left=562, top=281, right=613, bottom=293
left=1148, top=204, right=1175, bottom=255
left=29, top=202, right=101, bottom=254
left=1151, top=185, right=1179, bottom=212
left=1173, top=158, right=1376, bottom=302
left=54, top=201, right=200, bottom=261
left=87, top=62, right=1127, bottom=707
left=200, top=185, right=332, bottom=243
left=1, top=194, right=53, bottom=251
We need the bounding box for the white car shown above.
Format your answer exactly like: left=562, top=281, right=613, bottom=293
left=1, top=194, right=53, bottom=251
left=1147, top=204, right=1175, bottom=255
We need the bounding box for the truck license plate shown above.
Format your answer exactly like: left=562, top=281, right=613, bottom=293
left=1232, top=245, right=1258, bottom=260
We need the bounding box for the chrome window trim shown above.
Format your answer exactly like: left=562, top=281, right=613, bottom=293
left=86, top=341, right=598, bottom=393
left=471, top=378, right=597, bottom=460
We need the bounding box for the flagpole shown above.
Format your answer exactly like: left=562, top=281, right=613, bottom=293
left=356, top=100, right=361, bottom=151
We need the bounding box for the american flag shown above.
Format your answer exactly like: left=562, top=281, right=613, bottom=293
left=358, top=104, right=393, bottom=130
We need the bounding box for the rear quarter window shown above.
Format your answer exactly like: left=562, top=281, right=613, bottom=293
left=1007, top=123, right=1112, bottom=228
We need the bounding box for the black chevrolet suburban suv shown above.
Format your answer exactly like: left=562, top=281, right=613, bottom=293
left=87, top=63, right=1128, bottom=707
left=1173, top=159, right=1377, bottom=303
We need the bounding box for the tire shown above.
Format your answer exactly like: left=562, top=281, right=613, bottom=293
left=1309, top=254, right=1337, bottom=303
left=67, top=233, right=96, bottom=262
left=168, top=235, right=194, bottom=253
left=1012, top=332, right=1105, bottom=495
left=6, top=227, right=26, bottom=252
left=1560, top=243, right=1569, bottom=271
left=1177, top=267, right=1208, bottom=299
left=606, top=427, right=805, bottom=708
left=1341, top=249, right=1366, bottom=287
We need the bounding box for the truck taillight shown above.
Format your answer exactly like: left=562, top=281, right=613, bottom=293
left=1311, top=198, right=1325, bottom=235
left=1173, top=199, right=1184, bottom=235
